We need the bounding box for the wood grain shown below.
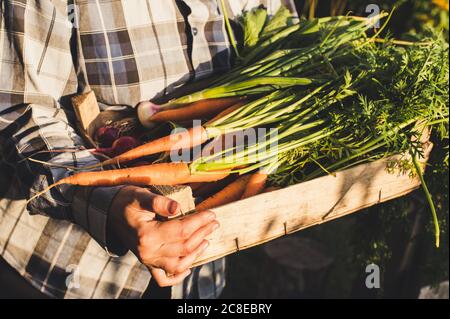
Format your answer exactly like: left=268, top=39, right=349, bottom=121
left=192, top=142, right=433, bottom=266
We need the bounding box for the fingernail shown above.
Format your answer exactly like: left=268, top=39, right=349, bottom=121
left=202, top=241, right=210, bottom=250
left=207, top=212, right=216, bottom=221
left=211, top=222, right=220, bottom=231
left=170, top=202, right=181, bottom=215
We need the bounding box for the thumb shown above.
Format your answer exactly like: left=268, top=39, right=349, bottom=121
left=137, top=190, right=181, bottom=217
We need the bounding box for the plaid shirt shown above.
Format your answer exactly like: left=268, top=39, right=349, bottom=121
left=0, top=0, right=296, bottom=299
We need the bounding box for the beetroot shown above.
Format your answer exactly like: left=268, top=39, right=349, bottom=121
left=95, top=127, right=119, bottom=147
left=95, top=136, right=140, bottom=157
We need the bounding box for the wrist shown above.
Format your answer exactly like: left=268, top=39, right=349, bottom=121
left=106, top=186, right=142, bottom=255
left=104, top=186, right=130, bottom=256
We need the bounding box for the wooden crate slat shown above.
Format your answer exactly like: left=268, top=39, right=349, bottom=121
left=193, top=143, right=432, bottom=266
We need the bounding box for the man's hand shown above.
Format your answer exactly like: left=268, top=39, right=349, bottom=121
left=108, top=186, right=219, bottom=287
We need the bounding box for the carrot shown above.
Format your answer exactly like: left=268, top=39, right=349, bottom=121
left=149, top=97, right=242, bottom=123
left=188, top=182, right=205, bottom=192
left=192, top=175, right=237, bottom=198
left=200, top=134, right=225, bottom=158
left=241, top=172, right=268, bottom=199
left=28, top=163, right=229, bottom=202
left=205, top=101, right=246, bottom=125
left=196, top=174, right=251, bottom=211
left=262, top=186, right=280, bottom=193
left=184, top=171, right=230, bottom=183
left=94, top=126, right=210, bottom=168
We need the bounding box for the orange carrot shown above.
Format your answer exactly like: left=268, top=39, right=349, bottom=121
left=184, top=171, right=230, bottom=183
left=191, top=175, right=237, bottom=198
left=149, top=97, right=242, bottom=123
left=28, top=163, right=228, bottom=202
left=188, top=182, right=205, bottom=192
left=205, top=101, right=245, bottom=125
left=262, top=186, right=280, bottom=193
left=241, top=172, right=268, bottom=199
left=96, top=126, right=209, bottom=167
left=196, top=174, right=251, bottom=211
left=200, top=128, right=246, bottom=158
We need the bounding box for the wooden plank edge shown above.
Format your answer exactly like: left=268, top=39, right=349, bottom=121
left=192, top=179, right=421, bottom=267
left=192, top=141, right=433, bottom=267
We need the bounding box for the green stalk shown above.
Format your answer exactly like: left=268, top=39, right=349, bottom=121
left=212, top=49, right=303, bottom=86
left=411, top=151, right=440, bottom=248
left=170, top=77, right=315, bottom=105
left=193, top=123, right=337, bottom=173
left=242, top=23, right=302, bottom=64
left=304, top=118, right=420, bottom=180
left=208, top=91, right=286, bottom=127
left=356, top=8, right=395, bottom=50
left=213, top=85, right=327, bottom=131
left=220, top=0, right=240, bottom=58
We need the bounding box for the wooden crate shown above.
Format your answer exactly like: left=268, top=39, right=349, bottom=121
left=72, top=91, right=433, bottom=267
left=192, top=141, right=433, bottom=267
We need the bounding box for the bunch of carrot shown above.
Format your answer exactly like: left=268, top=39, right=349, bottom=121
left=28, top=7, right=448, bottom=251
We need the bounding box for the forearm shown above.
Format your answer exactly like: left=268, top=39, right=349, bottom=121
left=1, top=101, right=92, bottom=213
left=0, top=101, right=125, bottom=252
left=0, top=1, right=128, bottom=253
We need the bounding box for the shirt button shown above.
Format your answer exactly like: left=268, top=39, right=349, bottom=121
left=192, top=27, right=198, bottom=36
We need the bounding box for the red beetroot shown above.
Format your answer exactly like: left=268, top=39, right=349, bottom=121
left=95, top=136, right=140, bottom=157
left=95, top=127, right=119, bottom=147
